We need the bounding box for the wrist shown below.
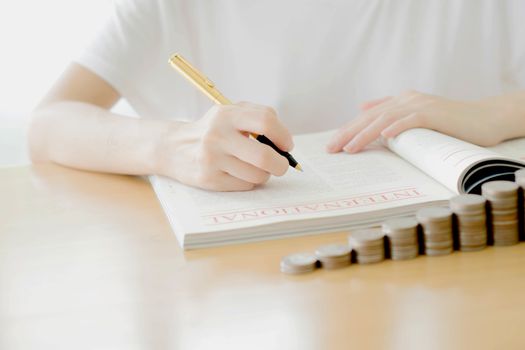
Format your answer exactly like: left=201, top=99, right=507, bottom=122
left=148, top=119, right=188, bottom=177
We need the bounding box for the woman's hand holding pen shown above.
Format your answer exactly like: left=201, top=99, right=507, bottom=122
left=155, top=102, right=294, bottom=191
left=327, top=90, right=525, bottom=153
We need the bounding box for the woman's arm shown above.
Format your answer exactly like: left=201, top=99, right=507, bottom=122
left=29, top=63, right=170, bottom=175
left=327, top=90, right=525, bottom=153
left=28, top=63, right=294, bottom=191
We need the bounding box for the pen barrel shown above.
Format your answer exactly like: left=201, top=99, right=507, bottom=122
left=256, top=135, right=298, bottom=169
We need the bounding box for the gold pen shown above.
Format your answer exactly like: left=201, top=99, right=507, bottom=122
left=168, top=53, right=302, bottom=172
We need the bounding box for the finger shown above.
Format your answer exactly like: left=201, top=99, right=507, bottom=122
left=359, top=96, right=392, bottom=111
left=221, top=155, right=271, bottom=185
left=381, top=113, right=423, bottom=138
left=232, top=105, right=294, bottom=151
left=343, top=109, right=407, bottom=153
left=326, top=99, right=399, bottom=153
left=236, top=101, right=268, bottom=110
left=202, top=172, right=255, bottom=192
left=226, top=133, right=289, bottom=176
left=326, top=118, right=371, bottom=153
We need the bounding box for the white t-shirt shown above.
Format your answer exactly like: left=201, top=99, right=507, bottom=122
left=77, top=0, right=525, bottom=134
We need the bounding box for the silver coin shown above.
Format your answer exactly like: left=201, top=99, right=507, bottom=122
left=459, top=230, right=487, bottom=238
left=457, top=214, right=486, bottom=223
left=494, top=236, right=519, bottom=243
left=421, top=224, right=452, bottom=234
left=318, top=256, right=352, bottom=265
left=321, top=262, right=351, bottom=270
left=491, top=208, right=518, bottom=214
left=283, top=252, right=318, bottom=266
left=459, top=229, right=487, bottom=235
left=488, top=199, right=518, bottom=210
left=457, top=218, right=487, bottom=229
left=450, top=194, right=486, bottom=212
left=482, top=181, right=519, bottom=198
left=417, top=207, right=452, bottom=222
left=458, top=224, right=487, bottom=231
left=386, top=235, right=417, bottom=246
left=382, top=217, right=418, bottom=233
left=493, top=230, right=519, bottom=236
left=356, top=247, right=386, bottom=257
left=493, top=235, right=519, bottom=242
left=492, top=214, right=519, bottom=222
left=491, top=207, right=518, bottom=214
left=425, top=247, right=453, bottom=256
left=486, top=194, right=518, bottom=201
left=423, top=230, right=452, bottom=236
left=356, top=255, right=384, bottom=264
left=280, top=265, right=316, bottom=275
left=391, top=250, right=419, bottom=260
left=315, top=244, right=351, bottom=258
left=281, top=264, right=315, bottom=275
left=460, top=245, right=486, bottom=252
left=391, top=245, right=419, bottom=253
left=423, top=233, right=453, bottom=242
left=350, top=228, right=385, bottom=239
left=390, top=239, right=418, bottom=248
left=349, top=228, right=384, bottom=245
left=488, top=203, right=518, bottom=212
left=492, top=220, right=519, bottom=227
left=460, top=241, right=486, bottom=246
left=281, top=253, right=318, bottom=274
left=494, top=239, right=519, bottom=246
left=460, top=236, right=487, bottom=245
left=459, top=225, right=486, bottom=231
left=384, top=229, right=417, bottom=240
left=453, top=209, right=486, bottom=216
left=491, top=211, right=518, bottom=217
left=425, top=240, right=453, bottom=249
left=420, top=220, right=453, bottom=229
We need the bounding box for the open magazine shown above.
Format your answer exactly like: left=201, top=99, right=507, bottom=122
left=150, top=129, right=525, bottom=249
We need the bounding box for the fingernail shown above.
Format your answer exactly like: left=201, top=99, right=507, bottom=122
left=343, top=141, right=357, bottom=153
left=381, top=130, right=393, bottom=138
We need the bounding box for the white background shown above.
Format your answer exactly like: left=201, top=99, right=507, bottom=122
left=0, top=0, right=115, bottom=166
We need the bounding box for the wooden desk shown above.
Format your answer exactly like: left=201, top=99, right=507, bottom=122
left=1, top=165, right=524, bottom=350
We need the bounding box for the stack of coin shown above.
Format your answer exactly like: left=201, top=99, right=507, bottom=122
left=416, top=207, right=453, bottom=256
left=348, top=228, right=385, bottom=264
left=280, top=252, right=318, bottom=274
left=382, top=217, right=419, bottom=260
left=314, top=244, right=351, bottom=270
left=482, top=181, right=519, bottom=246
left=450, top=194, right=487, bottom=252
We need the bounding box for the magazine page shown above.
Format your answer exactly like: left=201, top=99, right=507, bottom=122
left=151, top=131, right=453, bottom=246
left=386, top=129, right=525, bottom=194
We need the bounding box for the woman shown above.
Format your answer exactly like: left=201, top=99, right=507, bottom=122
left=29, top=0, right=525, bottom=191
